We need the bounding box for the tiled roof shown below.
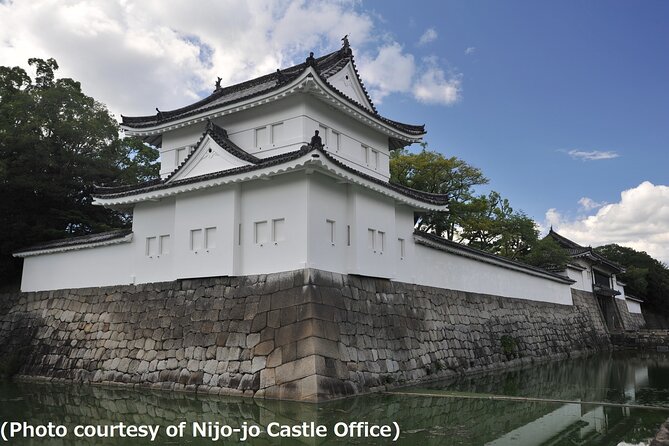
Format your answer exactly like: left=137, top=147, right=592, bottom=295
left=14, top=229, right=132, bottom=255
left=93, top=143, right=448, bottom=206
left=120, top=45, right=424, bottom=136
left=546, top=229, right=623, bottom=272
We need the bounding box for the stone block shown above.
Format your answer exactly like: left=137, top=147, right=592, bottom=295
left=274, top=355, right=317, bottom=385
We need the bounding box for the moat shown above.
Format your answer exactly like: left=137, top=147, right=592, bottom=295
left=1, top=350, right=668, bottom=445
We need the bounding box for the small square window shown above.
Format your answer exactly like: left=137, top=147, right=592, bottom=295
left=190, top=229, right=203, bottom=251
left=159, top=234, right=170, bottom=255
left=146, top=236, right=157, bottom=256
left=255, top=221, right=268, bottom=245
left=272, top=218, right=285, bottom=243
left=204, top=227, right=216, bottom=249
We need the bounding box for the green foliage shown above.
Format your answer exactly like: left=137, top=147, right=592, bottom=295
left=595, top=244, right=669, bottom=315
left=390, top=147, right=488, bottom=240
left=0, top=58, right=159, bottom=286
left=459, top=191, right=539, bottom=260
left=390, top=147, right=538, bottom=261
left=500, top=335, right=518, bottom=359
left=522, top=237, right=570, bottom=271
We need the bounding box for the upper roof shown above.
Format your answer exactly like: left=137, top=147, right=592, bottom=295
left=120, top=41, right=425, bottom=139
left=546, top=229, right=624, bottom=273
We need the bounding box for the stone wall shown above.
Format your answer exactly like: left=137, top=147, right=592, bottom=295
left=0, top=269, right=610, bottom=401
left=610, top=330, right=669, bottom=351
left=615, top=298, right=646, bottom=331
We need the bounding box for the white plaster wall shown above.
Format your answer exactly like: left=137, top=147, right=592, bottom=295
left=626, top=299, right=642, bottom=314
left=239, top=172, right=308, bottom=275
left=303, top=96, right=391, bottom=181
left=399, top=243, right=574, bottom=305
left=347, top=186, right=397, bottom=278
left=173, top=186, right=238, bottom=279
left=20, top=242, right=133, bottom=292
left=327, top=63, right=373, bottom=111
left=613, top=277, right=626, bottom=300
left=132, top=198, right=176, bottom=283
left=566, top=266, right=588, bottom=291
left=306, top=174, right=349, bottom=272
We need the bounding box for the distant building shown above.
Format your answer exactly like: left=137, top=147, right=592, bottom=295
left=546, top=229, right=645, bottom=330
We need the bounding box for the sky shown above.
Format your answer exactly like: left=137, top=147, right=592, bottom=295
left=1, top=0, right=667, bottom=263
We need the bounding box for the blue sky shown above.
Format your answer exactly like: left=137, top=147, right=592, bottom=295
left=374, top=0, right=668, bottom=222
left=1, top=0, right=667, bottom=261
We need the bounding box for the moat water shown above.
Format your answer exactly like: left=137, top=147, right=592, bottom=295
left=1, top=351, right=668, bottom=445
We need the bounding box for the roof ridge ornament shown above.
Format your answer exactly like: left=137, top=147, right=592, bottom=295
left=306, top=51, right=316, bottom=67
left=341, top=34, right=351, bottom=55
left=214, top=77, right=222, bottom=92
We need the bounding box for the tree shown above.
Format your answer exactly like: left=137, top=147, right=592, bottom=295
left=390, top=148, right=488, bottom=240
left=522, top=237, right=569, bottom=271
left=458, top=191, right=538, bottom=260
left=595, top=244, right=669, bottom=315
left=0, top=58, right=158, bottom=287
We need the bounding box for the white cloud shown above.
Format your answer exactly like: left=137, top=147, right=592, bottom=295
left=358, top=42, right=416, bottom=103
left=0, top=1, right=462, bottom=117
left=566, top=150, right=620, bottom=161
left=418, top=28, right=437, bottom=45
left=412, top=62, right=461, bottom=105
left=465, top=46, right=476, bottom=55
left=578, top=197, right=606, bottom=211
left=545, top=182, right=669, bottom=264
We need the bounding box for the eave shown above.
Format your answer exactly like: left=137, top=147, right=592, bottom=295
left=121, top=68, right=425, bottom=144
left=14, top=231, right=133, bottom=258
left=93, top=147, right=447, bottom=211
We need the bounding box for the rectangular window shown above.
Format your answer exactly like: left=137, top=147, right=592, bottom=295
left=594, top=270, right=611, bottom=288
left=398, top=238, right=405, bottom=259
left=159, top=234, right=170, bottom=255
left=255, top=126, right=267, bottom=149
left=204, top=227, right=217, bottom=249
left=146, top=236, right=157, bottom=257
left=371, top=149, right=379, bottom=169
left=254, top=221, right=268, bottom=245
left=368, top=228, right=376, bottom=251
left=271, top=122, right=284, bottom=145
left=190, top=229, right=203, bottom=251
left=332, top=130, right=340, bottom=151
left=326, top=219, right=336, bottom=245
left=362, top=144, right=369, bottom=164
left=238, top=223, right=242, bottom=246
left=319, top=125, right=328, bottom=146
left=272, top=218, right=285, bottom=243
left=377, top=231, right=385, bottom=253
left=347, top=225, right=351, bottom=246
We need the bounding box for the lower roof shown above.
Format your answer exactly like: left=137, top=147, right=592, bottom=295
left=14, top=229, right=133, bottom=258
left=93, top=144, right=449, bottom=210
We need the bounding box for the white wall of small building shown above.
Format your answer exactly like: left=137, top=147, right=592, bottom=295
left=20, top=242, right=134, bottom=291
left=396, top=244, right=573, bottom=305
left=626, top=299, right=642, bottom=314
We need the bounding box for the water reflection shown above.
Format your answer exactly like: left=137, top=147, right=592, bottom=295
left=0, top=351, right=667, bottom=445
